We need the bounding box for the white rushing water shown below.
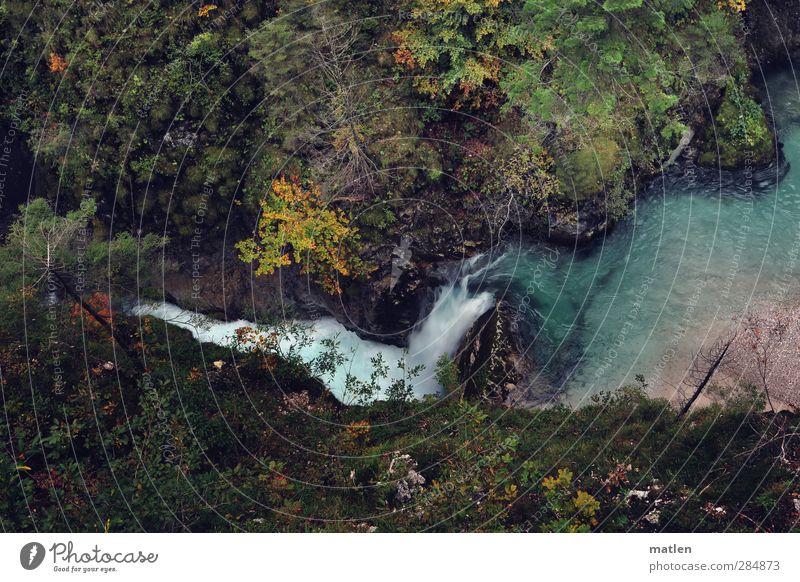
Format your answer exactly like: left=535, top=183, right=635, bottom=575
left=132, top=255, right=496, bottom=403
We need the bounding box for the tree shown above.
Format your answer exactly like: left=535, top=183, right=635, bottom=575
left=435, top=353, right=461, bottom=398
left=393, top=0, right=749, bottom=214
left=307, top=9, right=377, bottom=197
left=2, top=198, right=166, bottom=371
left=677, top=331, right=737, bottom=420
left=482, top=145, right=560, bottom=236
left=236, top=176, right=364, bottom=294
left=724, top=307, right=800, bottom=412
left=718, top=0, right=747, bottom=12
left=248, top=4, right=377, bottom=198
left=2, top=0, right=268, bottom=238
left=392, top=0, right=537, bottom=107
left=684, top=305, right=800, bottom=415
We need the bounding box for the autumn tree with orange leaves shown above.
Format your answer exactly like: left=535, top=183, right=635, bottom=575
left=48, top=53, right=67, bottom=73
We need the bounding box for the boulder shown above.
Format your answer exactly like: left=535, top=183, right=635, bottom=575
left=454, top=300, right=528, bottom=405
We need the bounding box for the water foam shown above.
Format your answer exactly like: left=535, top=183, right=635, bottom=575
left=131, top=256, right=496, bottom=403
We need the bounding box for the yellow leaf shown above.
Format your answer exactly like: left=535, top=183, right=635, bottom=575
left=198, top=4, right=218, bottom=18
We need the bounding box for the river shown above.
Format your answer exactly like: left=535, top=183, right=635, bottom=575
left=136, top=67, right=800, bottom=406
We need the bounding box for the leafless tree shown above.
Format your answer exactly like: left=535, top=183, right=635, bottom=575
left=307, top=10, right=377, bottom=199
left=741, top=314, right=787, bottom=412
left=482, top=144, right=558, bottom=239
left=689, top=305, right=800, bottom=415
left=725, top=307, right=800, bottom=412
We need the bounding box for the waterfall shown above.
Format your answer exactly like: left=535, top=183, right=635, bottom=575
left=130, top=255, right=496, bottom=403
left=407, top=255, right=497, bottom=392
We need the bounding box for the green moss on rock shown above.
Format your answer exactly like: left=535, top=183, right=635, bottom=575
left=555, top=137, right=622, bottom=201
left=699, top=82, right=775, bottom=169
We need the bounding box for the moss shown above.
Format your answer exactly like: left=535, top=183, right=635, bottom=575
left=699, top=82, right=775, bottom=169
left=555, top=137, right=622, bottom=201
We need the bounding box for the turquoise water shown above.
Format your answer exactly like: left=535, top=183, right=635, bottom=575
left=141, top=69, right=800, bottom=405
left=487, top=69, right=800, bottom=403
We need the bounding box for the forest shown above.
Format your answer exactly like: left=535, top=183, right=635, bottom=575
left=0, top=0, right=798, bottom=532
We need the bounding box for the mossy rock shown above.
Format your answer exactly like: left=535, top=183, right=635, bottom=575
left=555, top=137, right=622, bottom=201
left=699, top=82, right=775, bottom=169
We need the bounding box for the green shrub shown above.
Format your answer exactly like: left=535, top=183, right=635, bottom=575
left=700, top=81, right=775, bottom=168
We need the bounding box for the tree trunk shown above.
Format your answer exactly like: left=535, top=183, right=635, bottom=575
left=677, top=341, right=731, bottom=420
left=52, top=270, right=145, bottom=374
